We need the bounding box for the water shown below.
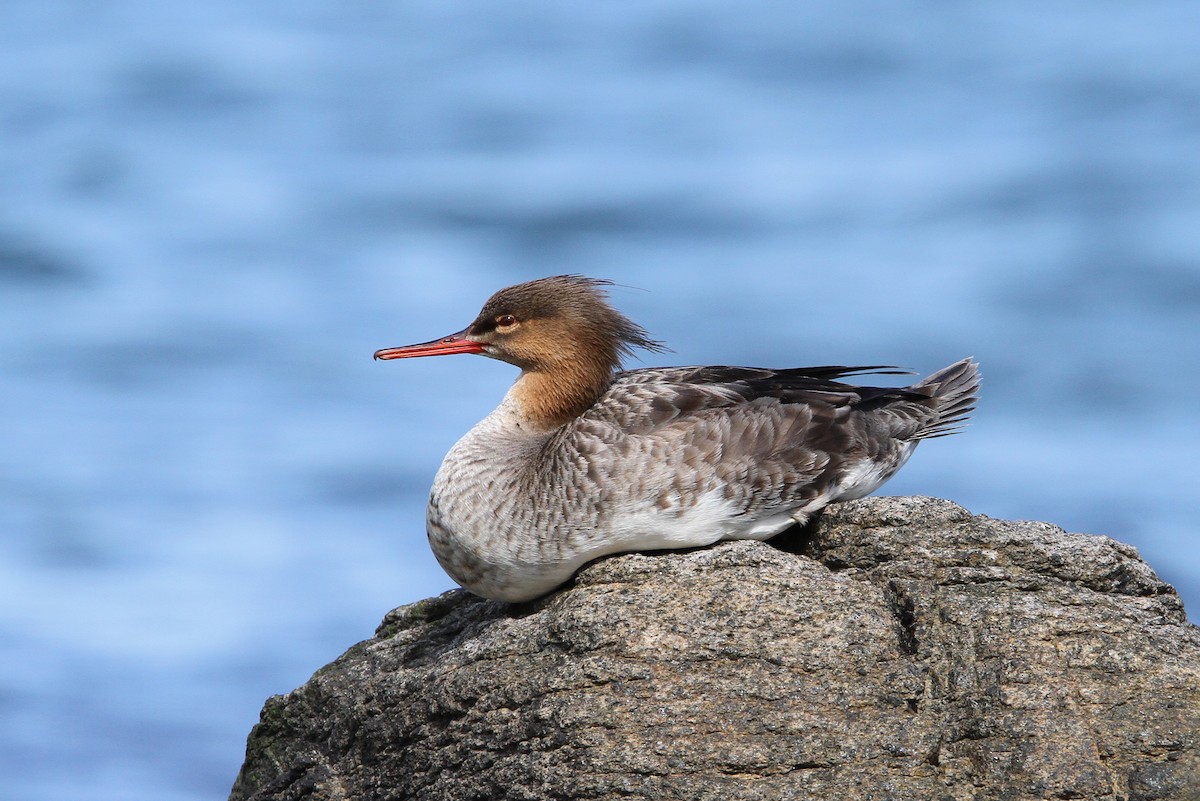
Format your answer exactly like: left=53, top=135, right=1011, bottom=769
left=2, top=3, right=1198, bottom=799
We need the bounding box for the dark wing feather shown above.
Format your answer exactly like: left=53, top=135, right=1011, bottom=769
left=592, top=365, right=925, bottom=432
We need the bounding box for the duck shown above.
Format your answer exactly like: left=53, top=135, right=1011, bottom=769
left=375, top=275, right=979, bottom=602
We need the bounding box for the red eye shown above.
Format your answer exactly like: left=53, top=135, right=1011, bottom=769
left=496, top=315, right=518, bottom=327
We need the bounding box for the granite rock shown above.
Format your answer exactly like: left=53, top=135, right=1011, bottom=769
left=230, top=496, right=1200, bottom=801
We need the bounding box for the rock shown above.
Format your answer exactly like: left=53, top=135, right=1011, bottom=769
left=229, top=497, right=1200, bottom=801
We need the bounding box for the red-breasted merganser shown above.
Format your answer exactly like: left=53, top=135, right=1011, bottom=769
left=376, top=275, right=979, bottom=602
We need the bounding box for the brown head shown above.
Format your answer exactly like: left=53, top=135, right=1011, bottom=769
left=375, top=275, right=665, bottom=427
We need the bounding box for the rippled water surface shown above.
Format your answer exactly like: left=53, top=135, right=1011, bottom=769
left=3, top=4, right=1198, bottom=799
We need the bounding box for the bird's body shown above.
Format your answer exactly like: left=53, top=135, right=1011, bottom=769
left=376, top=276, right=979, bottom=602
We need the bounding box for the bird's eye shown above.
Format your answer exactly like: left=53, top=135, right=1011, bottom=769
left=496, top=314, right=518, bottom=328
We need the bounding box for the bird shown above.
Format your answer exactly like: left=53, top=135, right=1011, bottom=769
left=375, top=275, right=979, bottom=603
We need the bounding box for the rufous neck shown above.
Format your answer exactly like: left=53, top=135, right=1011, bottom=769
left=508, top=361, right=613, bottom=431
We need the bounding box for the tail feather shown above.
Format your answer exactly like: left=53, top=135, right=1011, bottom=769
left=911, top=357, right=980, bottom=439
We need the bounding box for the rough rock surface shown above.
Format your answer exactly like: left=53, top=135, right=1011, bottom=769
left=230, top=497, right=1200, bottom=801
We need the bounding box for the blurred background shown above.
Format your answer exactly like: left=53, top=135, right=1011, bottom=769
left=2, top=2, right=1198, bottom=799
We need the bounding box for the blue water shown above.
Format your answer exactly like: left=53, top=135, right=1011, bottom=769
left=3, top=3, right=1198, bottom=799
